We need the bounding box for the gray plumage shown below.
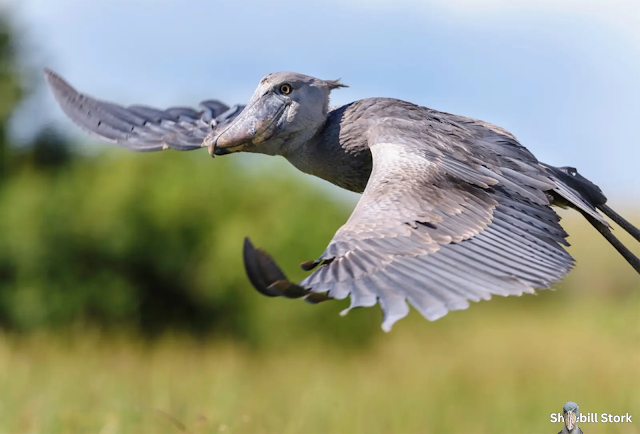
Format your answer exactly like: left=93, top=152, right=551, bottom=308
left=44, top=68, right=245, bottom=152
left=44, top=69, right=640, bottom=331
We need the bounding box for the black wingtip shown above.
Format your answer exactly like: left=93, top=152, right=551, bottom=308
left=242, top=237, right=333, bottom=302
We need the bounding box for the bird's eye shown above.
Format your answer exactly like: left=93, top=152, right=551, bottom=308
left=279, top=83, right=292, bottom=95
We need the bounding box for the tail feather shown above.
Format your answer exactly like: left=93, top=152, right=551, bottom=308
left=548, top=166, right=609, bottom=225
left=546, top=165, right=639, bottom=275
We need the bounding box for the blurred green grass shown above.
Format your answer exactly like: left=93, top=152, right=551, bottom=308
left=0, top=213, right=638, bottom=434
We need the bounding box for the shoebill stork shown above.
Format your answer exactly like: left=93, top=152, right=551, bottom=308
left=559, top=402, right=583, bottom=434
left=44, top=69, right=640, bottom=331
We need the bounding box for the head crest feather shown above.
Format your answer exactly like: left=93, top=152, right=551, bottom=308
left=325, top=79, right=348, bottom=90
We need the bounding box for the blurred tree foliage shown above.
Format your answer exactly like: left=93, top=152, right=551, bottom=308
left=0, top=16, right=22, bottom=180
left=0, top=13, right=381, bottom=344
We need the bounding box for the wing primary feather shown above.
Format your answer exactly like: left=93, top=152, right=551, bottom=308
left=44, top=68, right=240, bottom=152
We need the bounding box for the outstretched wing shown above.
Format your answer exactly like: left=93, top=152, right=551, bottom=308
left=245, top=113, right=577, bottom=331
left=44, top=68, right=244, bottom=151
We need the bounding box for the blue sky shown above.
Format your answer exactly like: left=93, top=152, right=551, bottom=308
left=4, top=0, right=639, bottom=202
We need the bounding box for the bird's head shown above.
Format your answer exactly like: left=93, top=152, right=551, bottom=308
left=563, top=401, right=580, bottom=431
left=208, top=72, right=346, bottom=157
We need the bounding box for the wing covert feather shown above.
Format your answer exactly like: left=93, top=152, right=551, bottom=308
left=298, top=119, right=574, bottom=330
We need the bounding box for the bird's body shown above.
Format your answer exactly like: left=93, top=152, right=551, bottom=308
left=559, top=426, right=584, bottom=434
left=278, top=97, right=538, bottom=195
left=44, top=69, right=640, bottom=330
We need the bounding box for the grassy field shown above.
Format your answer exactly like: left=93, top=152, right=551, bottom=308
left=0, top=214, right=638, bottom=434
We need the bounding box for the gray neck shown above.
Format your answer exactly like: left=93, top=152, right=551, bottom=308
left=279, top=103, right=373, bottom=193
